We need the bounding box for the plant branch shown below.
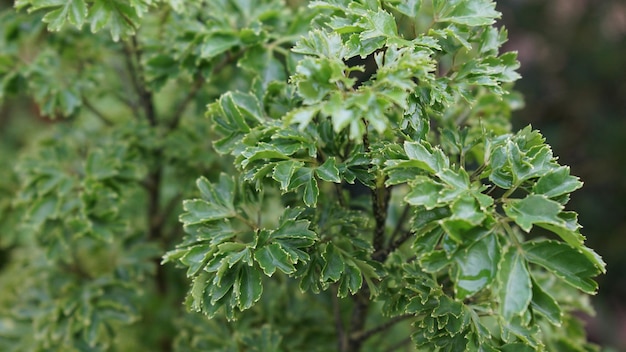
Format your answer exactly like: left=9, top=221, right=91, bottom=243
left=82, top=98, right=114, bottom=126
left=332, top=285, right=348, bottom=352
left=350, top=314, right=413, bottom=342
left=362, top=123, right=390, bottom=261
left=347, top=288, right=371, bottom=352
left=388, top=204, right=411, bottom=245
left=374, top=229, right=414, bottom=263
left=166, top=75, right=204, bottom=130
left=123, top=36, right=157, bottom=126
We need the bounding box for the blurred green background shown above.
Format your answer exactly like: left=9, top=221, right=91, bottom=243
left=1, top=0, right=624, bottom=349
left=499, top=0, right=626, bottom=349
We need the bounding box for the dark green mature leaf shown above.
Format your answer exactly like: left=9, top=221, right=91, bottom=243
left=255, top=243, right=296, bottom=276
left=530, top=278, right=562, bottom=326
left=523, top=241, right=602, bottom=294
left=497, top=247, right=531, bottom=320
left=273, top=160, right=304, bottom=191
left=315, top=157, right=341, bottom=183
left=454, top=234, right=499, bottom=299
left=237, top=265, right=263, bottom=310
left=321, top=243, right=344, bottom=282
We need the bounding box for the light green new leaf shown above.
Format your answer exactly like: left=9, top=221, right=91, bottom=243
left=201, top=33, right=240, bottom=59
left=180, top=199, right=234, bottom=225
left=454, top=234, right=499, bottom=299
left=391, top=0, right=421, bottom=18
left=530, top=278, right=562, bottom=326
left=315, top=157, right=341, bottom=183
left=533, top=166, right=583, bottom=198
left=321, top=243, right=344, bottom=282
left=404, top=177, right=442, bottom=209
left=360, top=10, right=398, bottom=40
left=404, top=141, right=448, bottom=174
left=451, top=195, right=485, bottom=225
left=434, top=0, right=500, bottom=26
left=523, top=240, right=602, bottom=294
left=504, top=194, right=563, bottom=232
left=40, top=0, right=88, bottom=31
left=497, top=247, right=531, bottom=320
left=254, top=243, right=296, bottom=276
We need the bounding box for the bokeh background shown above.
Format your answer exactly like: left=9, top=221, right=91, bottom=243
left=1, top=0, right=625, bottom=349
left=499, top=0, right=626, bottom=349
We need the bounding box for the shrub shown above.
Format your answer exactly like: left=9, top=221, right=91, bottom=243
left=0, top=0, right=605, bottom=351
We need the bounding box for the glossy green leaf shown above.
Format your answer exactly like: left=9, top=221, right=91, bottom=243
left=180, top=199, right=234, bottom=225
left=236, top=265, right=263, bottom=310
left=254, top=244, right=296, bottom=276
left=523, top=241, right=602, bottom=294
left=403, top=141, right=448, bottom=174
left=497, top=247, right=531, bottom=320
left=504, top=195, right=563, bottom=232
left=404, top=177, right=442, bottom=209
left=454, top=234, right=499, bottom=299
left=533, top=166, right=583, bottom=198
left=273, top=160, right=304, bottom=191
left=321, top=243, right=344, bottom=282
left=434, top=0, right=500, bottom=26
left=530, top=278, right=562, bottom=326
left=315, top=157, right=341, bottom=183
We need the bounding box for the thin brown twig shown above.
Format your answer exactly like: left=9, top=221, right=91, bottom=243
left=82, top=98, right=113, bottom=126
left=373, top=229, right=414, bottom=263
left=166, top=75, right=204, bottom=130
left=350, top=314, right=414, bottom=342
left=388, top=204, right=411, bottom=245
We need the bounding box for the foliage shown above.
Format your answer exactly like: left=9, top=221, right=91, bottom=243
left=0, top=0, right=605, bottom=351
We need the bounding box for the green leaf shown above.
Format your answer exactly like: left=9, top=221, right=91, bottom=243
left=523, top=240, right=602, bottom=294
left=497, top=247, right=531, bottom=320
left=321, top=243, right=344, bottom=282
left=201, top=33, right=240, bottom=59
left=530, top=278, right=562, bottom=326
left=88, top=0, right=140, bottom=41
left=236, top=265, right=263, bottom=310
left=315, top=157, right=341, bottom=183
left=391, top=0, right=421, bottom=18
left=254, top=244, right=296, bottom=276
left=338, top=261, right=363, bottom=297
left=450, top=195, right=485, bottom=225
left=180, top=199, right=234, bottom=225
left=273, top=160, right=304, bottom=192
left=533, top=166, right=583, bottom=198
left=404, top=177, right=442, bottom=209
left=434, top=0, right=500, bottom=26
left=454, top=234, right=499, bottom=299
left=303, top=176, right=319, bottom=207
left=403, top=141, right=448, bottom=173
left=504, top=195, right=563, bottom=232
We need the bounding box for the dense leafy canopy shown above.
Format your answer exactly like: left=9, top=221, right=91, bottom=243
left=0, top=0, right=604, bottom=351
